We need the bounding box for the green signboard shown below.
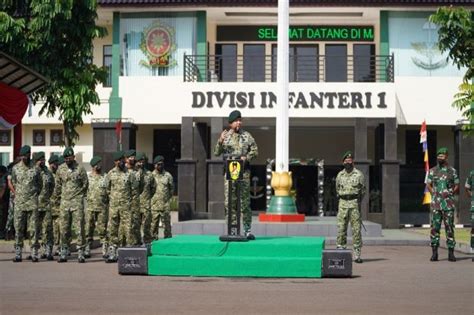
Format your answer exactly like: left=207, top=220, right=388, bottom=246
left=217, top=25, right=374, bottom=42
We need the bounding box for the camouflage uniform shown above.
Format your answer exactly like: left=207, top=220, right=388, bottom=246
left=49, top=166, right=61, bottom=251
left=150, top=170, right=174, bottom=239
left=11, top=161, right=42, bottom=259
left=335, top=167, right=365, bottom=259
left=138, top=167, right=154, bottom=244
left=127, top=168, right=143, bottom=246
left=464, top=169, right=474, bottom=249
left=37, top=166, right=55, bottom=258
left=214, top=129, right=258, bottom=233
left=105, top=166, right=132, bottom=258
left=86, top=172, right=109, bottom=256
left=56, top=161, right=88, bottom=260
left=427, top=164, right=459, bottom=249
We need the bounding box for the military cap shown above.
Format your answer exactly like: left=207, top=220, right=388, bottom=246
left=437, top=147, right=448, bottom=155
left=113, top=151, right=124, bottom=161
left=33, top=151, right=45, bottom=162
left=58, top=156, right=65, bottom=165
left=48, top=155, right=59, bottom=164
left=136, top=152, right=147, bottom=161
left=228, top=110, right=242, bottom=123
left=90, top=156, right=102, bottom=167
left=19, top=145, right=31, bottom=156
left=124, top=149, right=136, bottom=158
left=342, top=150, right=353, bottom=161
left=154, top=155, right=164, bottom=164
left=63, top=147, right=74, bottom=157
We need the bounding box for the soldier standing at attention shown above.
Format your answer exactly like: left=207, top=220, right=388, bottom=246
left=336, top=151, right=365, bottom=263
left=56, top=147, right=89, bottom=263
left=48, top=155, right=61, bottom=255
left=465, top=169, right=474, bottom=254
left=105, top=151, right=132, bottom=263
left=11, top=145, right=42, bottom=262
left=214, top=110, right=258, bottom=240
left=34, top=152, right=55, bottom=261
left=427, top=147, right=459, bottom=262
left=136, top=153, right=154, bottom=246
left=85, top=156, right=109, bottom=259
left=124, top=149, right=142, bottom=246
left=150, top=155, right=174, bottom=240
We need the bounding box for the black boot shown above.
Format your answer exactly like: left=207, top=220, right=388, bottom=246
left=430, top=247, right=438, bottom=261
left=448, top=248, right=456, bottom=262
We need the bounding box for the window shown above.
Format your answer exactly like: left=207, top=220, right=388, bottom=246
left=243, top=44, right=265, bottom=82
left=103, top=45, right=112, bottom=87
left=325, top=44, right=347, bottom=82
left=215, top=44, right=237, bottom=82
left=272, top=44, right=319, bottom=82
left=354, top=44, right=376, bottom=82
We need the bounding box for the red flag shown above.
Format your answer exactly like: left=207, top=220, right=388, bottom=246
left=115, top=120, right=122, bottom=144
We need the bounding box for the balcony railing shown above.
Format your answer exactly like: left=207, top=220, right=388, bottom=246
left=184, top=54, right=394, bottom=83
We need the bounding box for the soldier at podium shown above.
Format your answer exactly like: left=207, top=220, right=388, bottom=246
left=214, top=110, right=258, bottom=240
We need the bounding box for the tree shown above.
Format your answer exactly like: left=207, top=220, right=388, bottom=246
left=0, top=0, right=107, bottom=146
left=430, top=7, right=474, bottom=134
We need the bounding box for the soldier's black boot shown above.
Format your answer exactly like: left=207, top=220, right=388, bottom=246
left=106, top=246, right=118, bottom=263
left=13, top=246, right=22, bottom=262
left=245, top=231, right=256, bottom=241
left=430, top=246, right=438, bottom=261
left=448, top=248, right=456, bottom=262
left=31, top=247, right=39, bottom=263
left=46, top=245, right=54, bottom=261
left=58, top=246, right=68, bottom=263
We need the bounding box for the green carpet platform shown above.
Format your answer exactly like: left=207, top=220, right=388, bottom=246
left=148, top=235, right=325, bottom=278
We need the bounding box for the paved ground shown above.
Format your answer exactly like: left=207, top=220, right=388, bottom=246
left=0, top=246, right=472, bottom=315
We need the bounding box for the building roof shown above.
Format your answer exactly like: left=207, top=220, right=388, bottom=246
left=0, top=52, right=49, bottom=95
left=98, top=0, right=473, bottom=6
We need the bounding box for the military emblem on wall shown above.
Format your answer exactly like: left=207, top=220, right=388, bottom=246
left=411, top=21, right=448, bottom=71
left=33, top=129, right=45, bottom=146
left=0, top=130, right=11, bottom=146
left=140, top=21, right=177, bottom=69
left=50, top=129, right=64, bottom=146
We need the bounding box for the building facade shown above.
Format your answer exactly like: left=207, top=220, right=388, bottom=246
left=2, top=0, right=472, bottom=227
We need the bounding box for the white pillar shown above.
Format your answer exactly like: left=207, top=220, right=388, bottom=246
left=275, top=0, right=289, bottom=173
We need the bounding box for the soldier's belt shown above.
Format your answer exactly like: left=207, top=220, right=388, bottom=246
left=339, top=194, right=359, bottom=200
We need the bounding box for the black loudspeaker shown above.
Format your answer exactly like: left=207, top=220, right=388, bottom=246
left=118, top=247, right=148, bottom=275
left=322, top=249, right=352, bottom=278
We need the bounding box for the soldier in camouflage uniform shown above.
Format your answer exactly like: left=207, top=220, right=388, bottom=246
left=465, top=169, right=474, bottom=253
left=427, top=147, right=459, bottom=262
left=335, top=151, right=365, bottom=263
left=34, top=152, right=55, bottom=261
left=105, top=151, right=132, bottom=263
left=56, top=147, right=89, bottom=263
left=48, top=155, right=61, bottom=255
left=125, top=149, right=143, bottom=246
left=214, top=110, right=258, bottom=239
left=11, top=145, right=42, bottom=262
left=85, top=156, right=109, bottom=258
left=150, top=155, right=174, bottom=239
left=0, top=165, right=7, bottom=239
left=136, top=153, right=154, bottom=246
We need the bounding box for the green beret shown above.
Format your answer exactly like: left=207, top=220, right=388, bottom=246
left=124, top=149, right=136, bottom=158
left=58, top=156, right=65, bottom=165
left=90, top=156, right=102, bottom=167
left=33, top=151, right=45, bottom=162
left=154, top=155, right=164, bottom=164
left=63, top=147, right=74, bottom=157
left=113, top=151, right=124, bottom=161
left=19, top=145, right=31, bottom=156
left=48, top=155, right=59, bottom=164
left=437, top=147, right=448, bottom=155
left=342, top=150, right=353, bottom=161
left=228, top=110, right=242, bottom=123
left=136, top=152, right=147, bottom=161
